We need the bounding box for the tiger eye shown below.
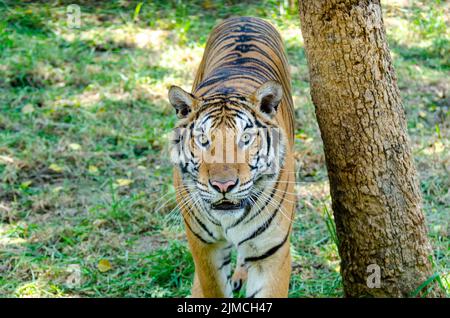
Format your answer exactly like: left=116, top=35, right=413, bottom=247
left=240, top=132, right=252, bottom=144
left=197, top=134, right=209, bottom=146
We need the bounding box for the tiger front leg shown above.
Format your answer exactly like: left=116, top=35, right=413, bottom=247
left=186, top=231, right=233, bottom=298
left=244, top=240, right=291, bottom=298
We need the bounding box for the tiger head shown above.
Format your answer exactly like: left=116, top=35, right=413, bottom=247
left=168, top=81, right=287, bottom=213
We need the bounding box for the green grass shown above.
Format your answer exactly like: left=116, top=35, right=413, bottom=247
left=0, top=0, right=448, bottom=297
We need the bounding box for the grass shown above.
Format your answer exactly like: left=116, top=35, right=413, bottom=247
left=0, top=0, right=448, bottom=297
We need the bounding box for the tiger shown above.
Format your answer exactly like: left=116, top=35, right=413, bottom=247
left=168, top=16, right=296, bottom=298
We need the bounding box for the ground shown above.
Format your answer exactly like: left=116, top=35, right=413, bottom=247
left=0, top=0, right=448, bottom=297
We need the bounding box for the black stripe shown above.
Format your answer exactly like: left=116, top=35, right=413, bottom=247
left=238, top=44, right=285, bottom=79
left=244, top=228, right=290, bottom=263
left=225, top=104, right=251, bottom=117
left=219, top=257, right=232, bottom=270
left=234, top=112, right=248, bottom=122
left=266, top=129, right=271, bottom=157
left=242, top=190, right=268, bottom=225
left=205, top=214, right=221, bottom=227
left=240, top=179, right=252, bottom=187
left=184, top=218, right=213, bottom=244
left=241, top=174, right=283, bottom=226
left=222, top=57, right=282, bottom=81
left=247, top=288, right=262, bottom=298
left=191, top=212, right=216, bottom=241
left=199, top=108, right=224, bottom=124
left=238, top=211, right=277, bottom=247
left=185, top=186, right=220, bottom=236
left=190, top=193, right=221, bottom=227
left=225, top=203, right=252, bottom=234
left=197, top=73, right=264, bottom=93
left=244, top=121, right=254, bottom=130
left=238, top=177, right=289, bottom=246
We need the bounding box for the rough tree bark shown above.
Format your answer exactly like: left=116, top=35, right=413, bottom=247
left=298, top=0, right=441, bottom=297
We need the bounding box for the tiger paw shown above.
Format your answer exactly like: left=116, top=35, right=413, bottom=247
left=231, top=265, right=248, bottom=292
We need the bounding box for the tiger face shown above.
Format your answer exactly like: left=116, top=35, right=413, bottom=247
left=169, top=81, right=286, bottom=214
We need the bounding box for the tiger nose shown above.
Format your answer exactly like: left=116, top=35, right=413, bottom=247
left=209, top=179, right=238, bottom=193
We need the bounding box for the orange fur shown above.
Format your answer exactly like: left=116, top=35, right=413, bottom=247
left=170, top=17, right=295, bottom=298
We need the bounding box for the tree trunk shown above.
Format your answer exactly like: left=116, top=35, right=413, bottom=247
left=298, top=0, right=441, bottom=297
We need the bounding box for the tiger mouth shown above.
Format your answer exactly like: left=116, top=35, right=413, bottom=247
left=211, top=199, right=246, bottom=211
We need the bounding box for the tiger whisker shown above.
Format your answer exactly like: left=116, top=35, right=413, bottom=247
left=257, top=190, right=295, bottom=223
left=261, top=188, right=298, bottom=205
left=164, top=190, right=201, bottom=230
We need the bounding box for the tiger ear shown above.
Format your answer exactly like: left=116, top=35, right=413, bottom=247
left=168, top=86, right=196, bottom=119
left=253, top=81, right=283, bottom=117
